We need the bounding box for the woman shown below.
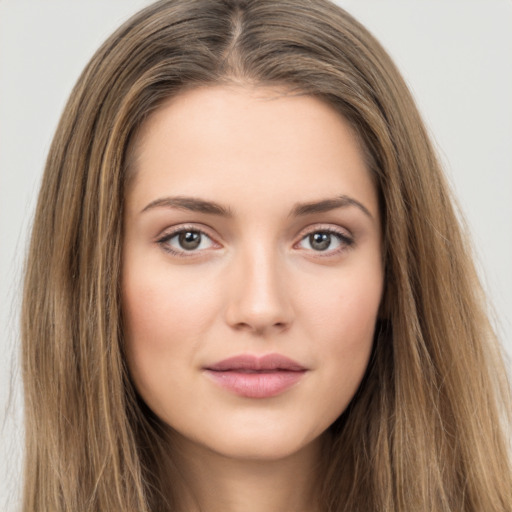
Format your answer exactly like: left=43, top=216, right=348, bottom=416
left=21, top=0, right=512, bottom=511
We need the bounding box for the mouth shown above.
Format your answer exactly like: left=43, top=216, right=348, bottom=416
left=203, top=353, right=307, bottom=398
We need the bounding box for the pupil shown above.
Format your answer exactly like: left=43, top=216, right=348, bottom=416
left=179, top=231, right=201, bottom=250
left=310, top=232, right=331, bottom=251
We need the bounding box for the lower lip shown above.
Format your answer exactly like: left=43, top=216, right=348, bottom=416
left=204, top=370, right=306, bottom=398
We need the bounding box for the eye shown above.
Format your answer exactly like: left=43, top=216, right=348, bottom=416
left=157, top=228, right=216, bottom=255
left=296, top=229, right=353, bottom=254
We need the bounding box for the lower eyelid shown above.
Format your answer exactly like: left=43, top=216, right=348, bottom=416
left=156, top=227, right=218, bottom=252
left=294, top=229, right=355, bottom=254
left=156, top=225, right=354, bottom=257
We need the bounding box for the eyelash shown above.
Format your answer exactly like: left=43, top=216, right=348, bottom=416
left=156, top=224, right=219, bottom=258
left=294, top=226, right=354, bottom=257
left=156, top=225, right=355, bottom=258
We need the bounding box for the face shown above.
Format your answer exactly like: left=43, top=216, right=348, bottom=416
left=122, top=85, right=383, bottom=462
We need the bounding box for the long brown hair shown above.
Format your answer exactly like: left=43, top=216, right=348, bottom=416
left=22, top=0, right=511, bottom=510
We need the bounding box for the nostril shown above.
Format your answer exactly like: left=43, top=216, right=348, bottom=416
left=230, top=319, right=290, bottom=335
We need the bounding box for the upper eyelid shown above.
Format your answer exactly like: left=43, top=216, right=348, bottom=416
left=155, top=223, right=354, bottom=250
left=156, top=227, right=219, bottom=257
left=156, top=225, right=220, bottom=254
left=294, top=224, right=355, bottom=252
left=296, top=223, right=353, bottom=239
left=157, top=222, right=351, bottom=237
left=157, top=223, right=217, bottom=240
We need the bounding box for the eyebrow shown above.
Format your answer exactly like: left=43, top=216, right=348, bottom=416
left=141, top=196, right=234, bottom=216
left=140, top=194, right=372, bottom=219
left=290, top=195, right=373, bottom=219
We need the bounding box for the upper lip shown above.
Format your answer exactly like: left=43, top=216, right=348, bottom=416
left=205, top=353, right=306, bottom=372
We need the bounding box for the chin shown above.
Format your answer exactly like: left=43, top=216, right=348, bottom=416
left=180, top=424, right=326, bottom=463
left=215, top=440, right=314, bottom=462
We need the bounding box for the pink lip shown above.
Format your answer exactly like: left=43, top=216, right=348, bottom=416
left=204, top=353, right=307, bottom=398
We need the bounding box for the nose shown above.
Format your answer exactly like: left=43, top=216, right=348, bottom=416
left=224, top=245, right=293, bottom=336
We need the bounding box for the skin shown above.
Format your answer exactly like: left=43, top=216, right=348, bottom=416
left=122, top=85, right=384, bottom=512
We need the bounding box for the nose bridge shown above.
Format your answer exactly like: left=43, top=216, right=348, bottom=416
left=225, top=238, right=292, bottom=334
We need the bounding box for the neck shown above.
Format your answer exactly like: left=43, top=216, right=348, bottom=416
left=167, top=433, right=325, bottom=512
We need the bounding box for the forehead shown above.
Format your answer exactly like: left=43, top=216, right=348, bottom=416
left=126, top=85, right=378, bottom=221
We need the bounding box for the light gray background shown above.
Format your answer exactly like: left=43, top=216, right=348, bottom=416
left=1, top=1, right=511, bottom=510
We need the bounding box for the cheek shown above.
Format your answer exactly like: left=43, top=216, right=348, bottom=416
left=124, top=262, right=217, bottom=335
left=121, top=264, right=219, bottom=387
left=304, top=257, right=382, bottom=335
left=301, top=260, right=382, bottom=393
